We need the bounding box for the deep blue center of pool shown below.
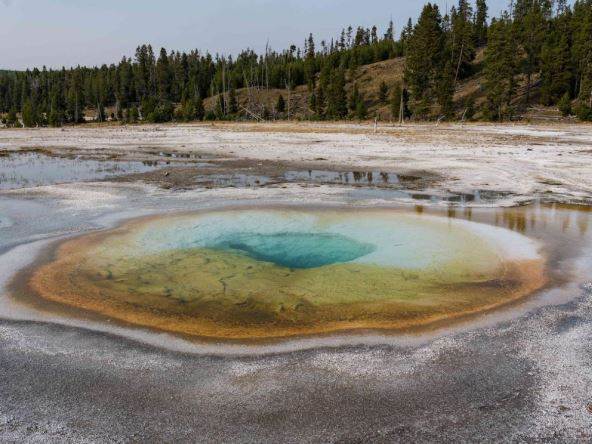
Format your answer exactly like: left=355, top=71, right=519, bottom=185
left=210, top=232, right=375, bottom=269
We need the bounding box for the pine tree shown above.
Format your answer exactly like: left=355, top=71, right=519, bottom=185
left=390, top=83, right=402, bottom=120
left=156, top=48, right=172, bottom=101
left=572, top=0, right=592, bottom=107
left=401, top=18, right=414, bottom=54
left=514, top=0, right=550, bottom=105
left=194, top=96, right=205, bottom=121
left=66, top=76, right=84, bottom=123
left=276, top=94, right=286, bottom=113
left=315, top=82, right=326, bottom=118
left=355, top=98, right=368, bottom=120
left=474, top=0, right=489, bottom=47
left=437, top=61, right=455, bottom=118
left=540, top=10, right=573, bottom=105
left=228, top=88, right=238, bottom=114
left=384, top=20, right=395, bottom=41
left=558, top=92, right=572, bottom=116
left=483, top=15, right=518, bottom=120
left=326, top=68, right=347, bottom=119
left=304, top=33, right=317, bottom=84
left=215, top=94, right=225, bottom=119
left=48, top=109, right=62, bottom=127
left=22, top=100, right=38, bottom=127
left=405, top=3, right=445, bottom=118
left=450, top=0, right=476, bottom=81
left=129, top=106, right=140, bottom=123
left=349, top=83, right=361, bottom=114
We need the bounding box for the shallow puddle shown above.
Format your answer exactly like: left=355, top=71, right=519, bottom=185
left=190, top=168, right=512, bottom=204
left=0, top=151, right=171, bottom=189
left=284, top=169, right=403, bottom=185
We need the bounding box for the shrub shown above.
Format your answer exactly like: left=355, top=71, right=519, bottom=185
left=557, top=93, right=572, bottom=117
left=575, top=103, right=592, bottom=121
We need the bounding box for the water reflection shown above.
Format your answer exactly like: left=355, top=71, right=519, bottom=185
left=0, top=152, right=172, bottom=190
left=284, top=169, right=402, bottom=186
left=434, top=201, right=590, bottom=239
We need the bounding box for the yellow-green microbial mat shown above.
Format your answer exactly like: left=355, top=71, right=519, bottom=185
left=30, top=208, right=546, bottom=339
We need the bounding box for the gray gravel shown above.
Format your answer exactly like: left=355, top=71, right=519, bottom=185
left=1, top=286, right=591, bottom=442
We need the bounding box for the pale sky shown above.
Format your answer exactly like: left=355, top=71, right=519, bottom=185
left=1, top=0, right=511, bottom=70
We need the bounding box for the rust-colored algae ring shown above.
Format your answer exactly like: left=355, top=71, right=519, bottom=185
left=27, top=208, right=547, bottom=340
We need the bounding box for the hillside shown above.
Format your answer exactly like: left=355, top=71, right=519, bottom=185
left=203, top=57, right=406, bottom=121
left=203, top=51, right=561, bottom=122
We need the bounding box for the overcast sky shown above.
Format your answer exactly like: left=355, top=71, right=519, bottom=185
left=1, top=0, right=512, bottom=70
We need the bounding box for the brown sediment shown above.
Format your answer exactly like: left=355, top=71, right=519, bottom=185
left=25, top=216, right=547, bottom=341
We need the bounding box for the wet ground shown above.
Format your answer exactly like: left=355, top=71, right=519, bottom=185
left=1, top=144, right=592, bottom=441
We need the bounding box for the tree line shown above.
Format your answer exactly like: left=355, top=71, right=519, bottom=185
left=405, top=0, right=592, bottom=121
left=0, top=0, right=591, bottom=127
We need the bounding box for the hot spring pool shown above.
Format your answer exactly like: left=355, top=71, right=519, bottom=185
left=29, top=208, right=546, bottom=340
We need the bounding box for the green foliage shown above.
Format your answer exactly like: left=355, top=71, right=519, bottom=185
left=355, top=99, right=368, bottom=120
left=405, top=3, right=445, bottom=118
left=575, top=102, right=592, bottom=121
left=156, top=48, right=172, bottom=101
left=390, top=83, right=402, bottom=120
left=175, top=97, right=204, bottom=122
left=194, top=97, right=205, bottom=121
left=21, top=100, right=39, bottom=127
left=348, top=82, right=367, bottom=119
left=215, top=95, right=225, bottom=119
left=474, top=0, right=489, bottom=46
left=463, top=97, right=476, bottom=120
left=514, top=0, right=550, bottom=105
left=325, top=68, right=348, bottom=119
left=483, top=15, right=517, bottom=121
left=177, top=100, right=194, bottom=122
left=437, top=61, right=455, bottom=118
left=141, top=97, right=158, bottom=119
left=48, top=109, right=62, bottom=127
left=450, top=0, right=476, bottom=80
left=95, top=103, right=106, bottom=123
left=539, top=9, right=572, bottom=105
left=228, top=88, right=238, bottom=114
left=145, top=100, right=174, bottom=123
left=558, top=92, right=572, bottom=117
left=6, top=108, right=20, bottom=127
left=349, top=83, right=361, bottom=114
left=276, top=94, right=286, bottom=113
left=129, top=106, right=140, bottom=123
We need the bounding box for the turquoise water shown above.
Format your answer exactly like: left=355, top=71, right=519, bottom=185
left=132, top=210, right=540, bottom=273
left=209, top=232, right=375, bottom=269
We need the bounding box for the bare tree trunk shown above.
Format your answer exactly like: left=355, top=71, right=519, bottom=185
left=221, top=61, right=226, bottom=116
left=526, top=72, right=531, bottom=105
left=399, top=87, right=404, bottom=125
left=265, top=40, right=270, bottom=93
left=240, top=105, right=263, bottom=121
